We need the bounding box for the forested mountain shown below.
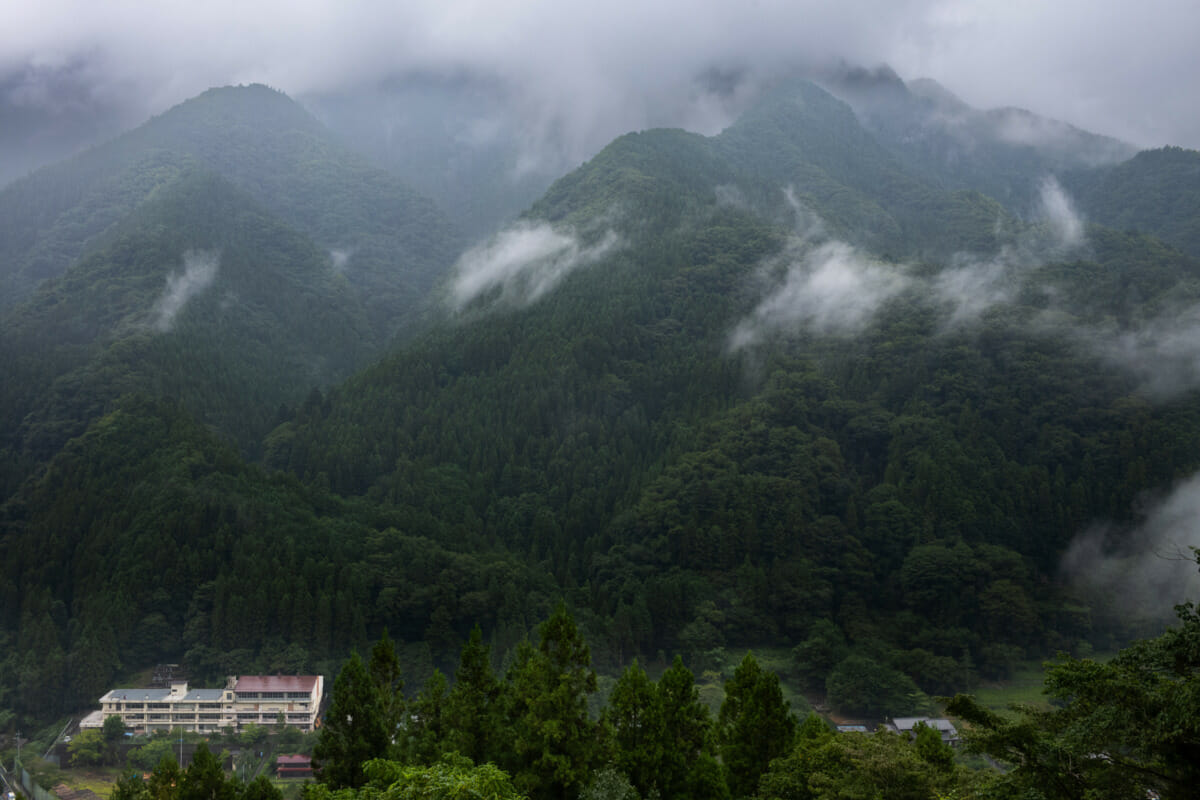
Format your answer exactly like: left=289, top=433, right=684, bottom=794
left=0, top=169, right=383, bottom=496
left=821, top=65, right=1136, bottom=213
left=3, top=74, right=1200, bottom=743
left=0, top=84, right=462, bottom=326
left=1064, top=146, right=1200, bottom=258
left=303, top=78, right=561, bottom=241
left=267, top=81, right=1200, bottom=689
left=0, top=396, right=553, bottom=720
left=0, top=85, right=465, bottom=497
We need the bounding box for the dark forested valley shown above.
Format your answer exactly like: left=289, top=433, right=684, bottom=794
left=2, top=69, right=1200, bottom=799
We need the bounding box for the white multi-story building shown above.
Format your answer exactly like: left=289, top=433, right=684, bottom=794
left=95, top=675, right=324, bottom=734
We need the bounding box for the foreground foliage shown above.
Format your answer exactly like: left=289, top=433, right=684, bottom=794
left=948, top=592, right=1200, bottom=799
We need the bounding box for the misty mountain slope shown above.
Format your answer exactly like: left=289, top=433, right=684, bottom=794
left=0, top=395, right=555, bottom=721
left=254, top=87, right=1200, bottom=698
left=521, top=81, right=1010, bottom=260
left=712, top=79, right=1011, bottom=256
left=303, top=79, right=560, bottom=241
left=0, top=85, right=463, bottom=332
left=1063, top=147, right=1200, bottom=259
left=529, top=128, right=739, bottom=229
left=266, top=199, right=781, bottom=504
left=820, top=66, right=1136, bottom=212
left=7, top=69, right=1200, bottom=727
left=0, top=168, right=379, bottom=492
left=0, top=147, right=192, bottom=307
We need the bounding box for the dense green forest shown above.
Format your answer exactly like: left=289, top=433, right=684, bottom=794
left=2, top=74, right=1200, bottom=772
left=0, top=86, right=465, bottom=497
left=98, top=597, right=1200, bottom=800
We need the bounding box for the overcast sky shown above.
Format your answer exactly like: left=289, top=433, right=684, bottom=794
left=2, top=0, right=1199, bottom=156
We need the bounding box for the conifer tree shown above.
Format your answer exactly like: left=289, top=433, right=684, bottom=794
left=718, top=653, right=796, bottom=798
left=505, top=604, right=598, bottom=800
left=603, top=660, right=660, bottom=794
left=179, top=743, right=236, bottom=800
left=445, top=625, right=501, bottom=764
left=657, top=656, right=728, bottom=800
left=313, top=650, right=391, bottom=788
left=405, top=669, right=449, bottom=765
left=147, top=756, right=181, bottom=800
left=368, top=628, right=406, bottom=749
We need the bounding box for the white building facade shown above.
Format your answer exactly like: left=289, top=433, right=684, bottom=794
left=96, top=675, right=324, bottom=733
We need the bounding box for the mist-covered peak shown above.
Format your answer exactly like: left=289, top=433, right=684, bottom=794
left=820, top=65, right=1137, bottom=211
left=138, top=84, right=307, bottom=136
left=0, top=81, right=461, bottom=326
left=822, top=63, right=907, bottom=96
left=906, top=77, right=970, bottom=112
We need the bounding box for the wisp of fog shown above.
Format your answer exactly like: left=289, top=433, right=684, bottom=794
left=151, top=250, right=219, bottom=332
left=730, top=240, right=909, bottom=349
left=932, top=176, right=1086, bottom=325
left=1063, top=472, right=1200, bottom=626
left=449, top=222, right=619, bottom=311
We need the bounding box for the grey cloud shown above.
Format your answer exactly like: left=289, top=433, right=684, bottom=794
left=329, top=248, right=352, bottom=273
left=6, top=0, right=1197, bottom=183
left=152, top=250, right=219, bottom=332
left=931, top=178, right=1086, bottom=324
left=1062, top=473, right=1200, bottom=626
left=1083, top=306, right=1200, bottom=399
left=730, top=239, right=909, bottom=349
left=449, top=222, right=619, bottom=311
left=1039, top=176, right=1084, bottom=250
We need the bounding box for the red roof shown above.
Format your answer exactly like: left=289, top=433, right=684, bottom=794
left=276, top=755, right=311, bottom=765
left=235, top=675, right=319, bottom=693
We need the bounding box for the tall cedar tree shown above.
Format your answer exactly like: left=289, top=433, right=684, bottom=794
left=368, top=628, right=406, bottom=748
left=719, top=653, right=796, bottom=798
left=313, top=650, right=392, bottom=788
left=603, top=656, right=727, bottom=800
left=603, top=660, right=660, bottom=793
left=504, top=604, right=598, bottom=800
left=179, top=743, right=236, bottom=800
left=657, top=656, right=728, bottom=800
left=405, top=668, right=450, bottom=764
left=445, top=625, right=502, bottom=764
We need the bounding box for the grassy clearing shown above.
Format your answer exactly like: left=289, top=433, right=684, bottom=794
left=970, top=660, right=1052, bottom=713
left=969, top=651, right=1118, bottom=716
left=54, top=768, right=122, bottom=799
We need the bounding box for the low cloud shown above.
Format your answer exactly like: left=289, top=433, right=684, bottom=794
left=1038, top=176, right=1084, bottom=249
left=1062, top=473, right=1200, bottom=626
left=1084, top=306, right=1200, bottom=398
left=730, top=240, right=908, bottom=349
left=151, top=250, right=219, bottom=332
left=449, top=221, right=619, bottom=311
left=930, top=178, right=1084, bottom=324
left=329, top=248, right=352, bottom=272
left=932, top=254, right=1018, bottom=325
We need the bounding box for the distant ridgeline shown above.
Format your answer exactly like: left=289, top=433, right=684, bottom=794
left=3, top=74, right=1200, bottom=731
